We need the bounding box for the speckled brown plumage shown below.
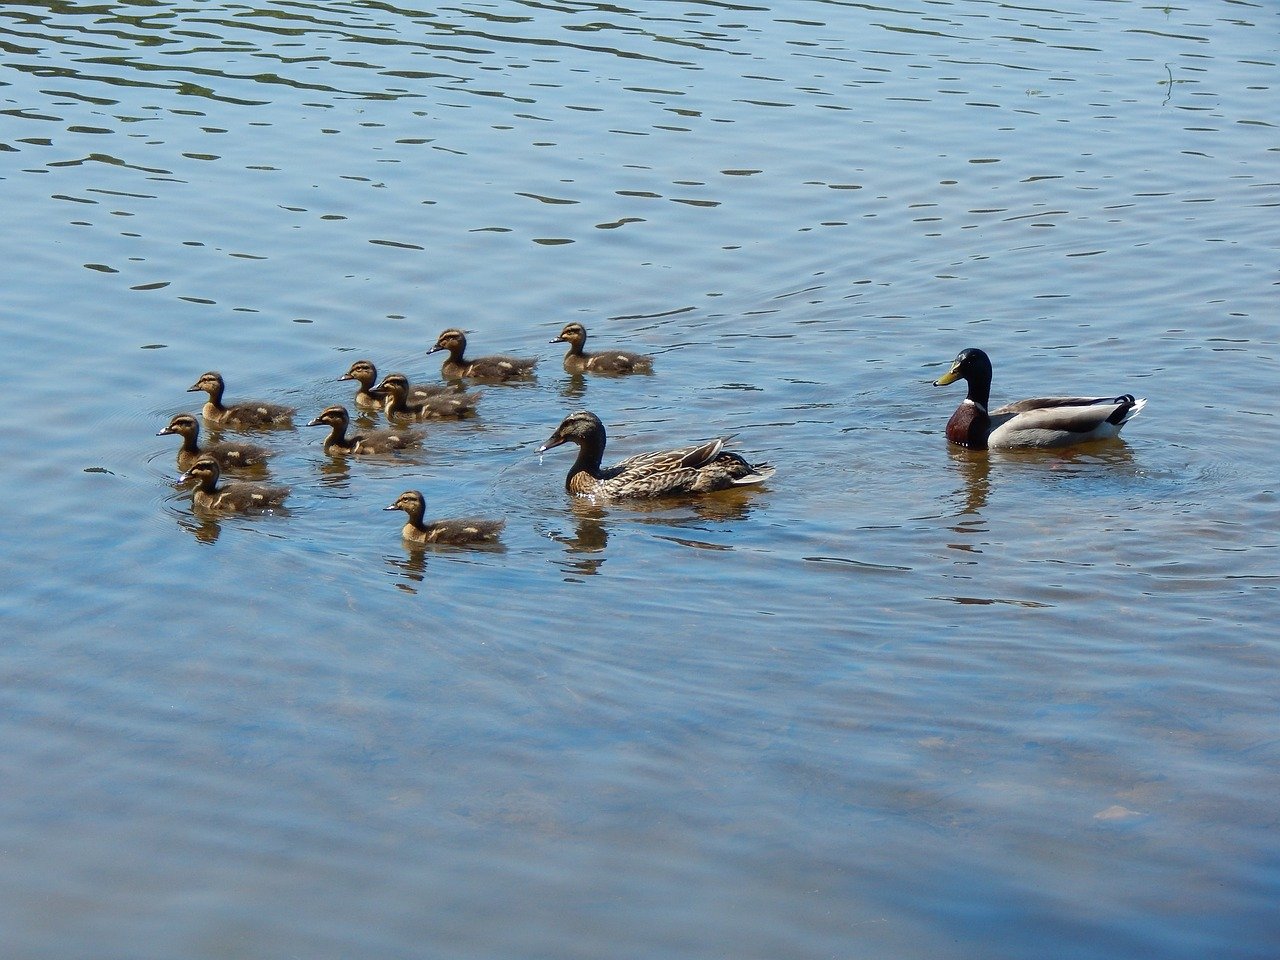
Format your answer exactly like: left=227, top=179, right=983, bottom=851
left=538, top=411, right=774, bottom=500
left=158, top=413, right=271, bottom=471
left=180, top=455, right=289, bottom=513
left=338, top=359, right=457, bottom=410
left=307, top=405, right=421, bottom=455
left=377, top=373, right=480, bottom=420
left=187, top=371, right=295, bottom=428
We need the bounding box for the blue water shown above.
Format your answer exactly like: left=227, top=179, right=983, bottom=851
left=1, top=1, right=1277, bottom=957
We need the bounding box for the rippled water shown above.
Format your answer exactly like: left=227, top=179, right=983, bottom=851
left=2, top=1, right=1278, bottom=957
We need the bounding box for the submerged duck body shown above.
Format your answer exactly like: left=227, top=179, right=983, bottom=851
left=187, top=371, right=295, bottom=428
left=180, top=455, right=289, bottom=513
left=377, top=373, right=480, bottom=420
left=538, top=410, right=774, bottom=500
left=158, top=413, right=271, bottom=471
left=307, top=404, right=421, bottom=455
left=338, top=359, right=456, bottom=410
left=427, top=328, right=537, bottom=382
left=552, top=322, right=654, bottom=375
left=933, top=347, right=1146, bottom=450
left=384, top=490, right=505, bottom=545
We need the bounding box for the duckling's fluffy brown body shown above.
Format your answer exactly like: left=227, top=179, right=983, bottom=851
left=385, top=490, right=504, bottom=545
left=378, top=373, right=480, bottom=420
left=538, top=411, right=774, bottom=500
left=338, top=360, right=458, bottom=410
left=181, top=456, right=289, bottom=512
left=307, top=405, right=421, bottom=455
left=188, top=371, right=295, bottom=428
left=552, top=322, right=654, bottom=375
left=428, top=329, right=537, bottom=382
left=158, top=413, right=271, bottom=471
left=933, top=347, right=1146, bottom=450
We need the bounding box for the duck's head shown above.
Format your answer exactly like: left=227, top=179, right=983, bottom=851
left=933, top=348, right=992, bottom=387
left=187, top=371, right=225, bottom=395
left=158, top=413, right=200, bottom=438
left=539, top=410, right=605, bottom=452
left=552, top=322, right=587, bottom=346
left=427, top=328, right=466, bottom=356
left=385, top=490, right=425, bottom=515
left=179, top=455, right=221, bottom=486
left=339, top=360, right=377, bottom=386
left=376, top=373, right=410, bottom=398
left=307, top=405, right=351, bottom=429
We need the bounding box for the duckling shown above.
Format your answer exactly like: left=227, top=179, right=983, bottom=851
left=552, top=322, right=654, bottom=375
left=157, top=413, right=272, bottom=472
left=384, top=490, right=505, bottom=545
left=180, top=455, right=289, bottom=513
left=377, top=372, right=480, bottom=421
left=187, top=371, right=295, bottom=428
left=427, top=328, right=537, bottom=381
left=307, top=404, right=421, bottom=455
left=337, top=359, right=457, bottom=411
left=538, top=410, right=774, bottom=499
left=933, top=347, right=1146, bottom=450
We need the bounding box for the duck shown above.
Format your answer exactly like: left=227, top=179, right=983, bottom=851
left=537, top=410, right=775, bottom=499
left=187, top=371, right=295, bottom=427
left=933, top=347, right=1147, bottom=450
left=306, top=404, right=421, bottom=455
left=337, top=359, right=457, bottom=411
left=552, top=322, right=654, bottom=375
left=157, top=413, right=272, bottom=471
left=377, top=372, right=480, bottom=420
left=384, top=490, right=505, bottom=545
left=180, top=455, right=289, bottom=512
left=427, top=328, right=537, bottom=381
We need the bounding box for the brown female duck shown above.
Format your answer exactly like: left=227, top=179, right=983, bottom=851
left=377, top=372, right=480, bottom=420
left=187, top=371, right=295, bottom=427
left=157, top=413, right=272, bottom=471
left=933, top=347, right=1146, bottom=450
left=180, top=455, right=289, bottom=513
left=307, top=404, right=421, bottom=455
left=538, top=410, right=774, bottom=499
left=338, top=359, right=457, bottom=411
left=384, top=490, right=505, bottom=545
left=552, top=322, right=654, bottom=374
left=427, top=328, right=537, bottom=381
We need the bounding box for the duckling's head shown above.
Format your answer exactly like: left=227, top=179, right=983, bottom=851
left=377, top=373, right=410, bottom=398
left=539, top=410, right=605, bottom=452
left=933, top=347, right=992, bottom=387
left=552, top=322, right=588, bottom=346
left=385, top=489, right=425, bottom=515
left=339, top=360, right=377, bottom=386
left=307, top=405, right=351, bottom=429
left=180, top=455, right=221, bottom=487
left=158, top=413, right=200, bottom=439
left=187, top=371, right=225, bottom=395
left=427, top=328, right=467, bottom=356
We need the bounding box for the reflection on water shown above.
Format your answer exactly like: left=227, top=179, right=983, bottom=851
left=4, top=0, right=1279, bottom=957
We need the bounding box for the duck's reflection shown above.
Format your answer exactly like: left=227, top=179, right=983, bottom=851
left=549, top=499, right=609, bottom=578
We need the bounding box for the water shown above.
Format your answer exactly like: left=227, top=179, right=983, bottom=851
left=2, top=1, right=1278, bottom=957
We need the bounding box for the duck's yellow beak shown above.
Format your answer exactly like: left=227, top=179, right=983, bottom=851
left=934, top=368, right=962, bottom=386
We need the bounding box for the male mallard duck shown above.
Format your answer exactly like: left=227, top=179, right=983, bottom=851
left=537, top=410, right=774, bottom=499
left=933, top=347, right=1146, bottom=450
left=384, top=490, right=505, bottom=545
left=157, top=413, right=272, bottom=471
left=551, top=322, right=654, bottom=375
left=377, top=372, right=480, bottom=420
left=338, top=359, right=457, bottom=410
left=187, top=371, right=295, bottom=427
left=427, top=328, right=537, bottom=381
left=307, top=404, right=421, bottom=455
left=180, top=455, right=289, bottom=512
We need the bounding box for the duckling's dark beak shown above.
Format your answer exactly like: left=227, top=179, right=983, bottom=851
left=933, top=367, right=962, bottom=387
left=550, top=335, right=566, bottom=344
left=425, top=344, right=445, bottom=355
left=337, top=373, right=354, bottom=382
left=186, top=383, right=202, bottom=392
left=306, top=416, right=325, bottom=427
left=383, top=503, right=400, bottom=511
left=537, top=432, right=566, bottom=454
left=156, top=426, right=173, bottom=436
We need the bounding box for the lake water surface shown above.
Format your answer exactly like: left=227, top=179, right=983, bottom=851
left=1, top=1, right=1278, bottom=957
